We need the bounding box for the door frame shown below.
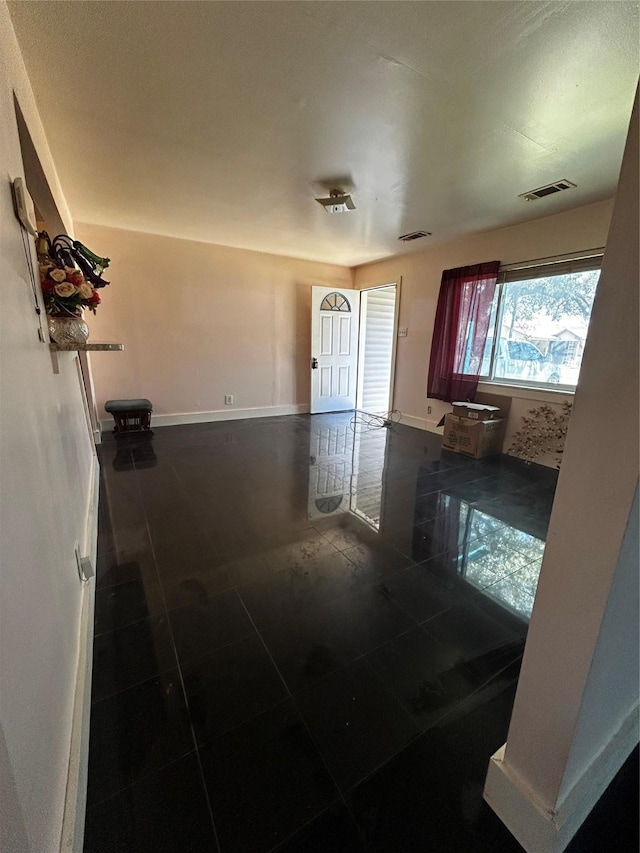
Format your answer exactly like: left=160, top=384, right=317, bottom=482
left=355, top=278, right=402, bottom=414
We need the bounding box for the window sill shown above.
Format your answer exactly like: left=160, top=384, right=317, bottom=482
left=477, top=381, right=574, bottom=402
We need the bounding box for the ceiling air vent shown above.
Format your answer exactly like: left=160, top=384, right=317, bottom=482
left=519, top=179, right=576, bottom=201
left=399, top=230, right=431, bottom=242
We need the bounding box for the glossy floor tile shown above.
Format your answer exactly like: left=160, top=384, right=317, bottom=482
left=84, top=754, right=217, bottom=853
left=86, top=414, right=637, bottom=852
left=346, top=676, right=525, bottom=852
left=272, top=802, right=363, bottom=852
left=260, top=608, right=363, bottom=692
left=91, top=613, right=178, bottom=702
left=296, top=658, right=420, bottom=791
left=364, top=625, right=478, bottom=730
left=199, top=699, right=338, bottom=853
left=182, top=633, right=289, bottom=744
left=167, top=589, right=255, bottom=662
left=87, top=669, right=193, bottom=807
left=94, top=576, right=165, bottom=635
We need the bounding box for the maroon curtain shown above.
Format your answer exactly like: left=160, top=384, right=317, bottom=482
left=427, top=260, right=500, bottom=402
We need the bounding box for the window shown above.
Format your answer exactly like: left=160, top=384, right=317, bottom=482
left=472, top=257, right=601, bottom=390
left=320, top=292, right=351, bottom=312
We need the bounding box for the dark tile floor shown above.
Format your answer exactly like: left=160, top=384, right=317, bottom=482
left=84, top=414, right=638, bottom=852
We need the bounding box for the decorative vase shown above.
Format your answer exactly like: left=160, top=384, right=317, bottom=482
left=47, top=314, right=90, bottom=346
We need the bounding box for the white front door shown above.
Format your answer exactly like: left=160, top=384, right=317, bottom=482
left=310, top=286, right=360, bottom=414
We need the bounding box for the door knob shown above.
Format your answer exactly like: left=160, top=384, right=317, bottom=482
left=311, top=357, right=318, bottom=369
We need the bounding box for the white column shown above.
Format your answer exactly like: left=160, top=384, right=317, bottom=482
left=483, top=89, right=639, bottom=853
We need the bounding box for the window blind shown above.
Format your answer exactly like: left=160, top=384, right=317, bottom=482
left=359, top=287, right=396, bottom=414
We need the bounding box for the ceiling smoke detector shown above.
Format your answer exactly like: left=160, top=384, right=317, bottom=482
left=519, top=179, right=576, bottom=201
left=315, top=188, right=356, bottom=213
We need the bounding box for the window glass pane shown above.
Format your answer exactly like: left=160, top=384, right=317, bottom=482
left=460, top=294, right=498, bottom=377
left=493, top=269, right=599, bottom=387
left=320, top=292, right=351, bottom=312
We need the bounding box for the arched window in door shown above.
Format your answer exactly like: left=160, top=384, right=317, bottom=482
left=320, top=292, right=351, bottom=312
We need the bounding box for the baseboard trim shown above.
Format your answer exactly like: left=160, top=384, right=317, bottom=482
left=398, top=413, right=443, bottom=434
left=398, top=413, right=426, bottom=430
left=484, top=703, right=640, bottom=853
left=101, top=403, right=311, bottom=430
left=60, top=454, right=99, bottom=852
left=99, top=405, right=444, bottom=434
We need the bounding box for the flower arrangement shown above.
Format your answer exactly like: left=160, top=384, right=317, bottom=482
left=508, top=402, right=573, bottom=468
left=39, top=262, right=102, bottom=316
left=37, top=232, right=110, bottom=317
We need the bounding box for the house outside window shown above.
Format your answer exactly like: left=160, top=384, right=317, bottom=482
left=465, top=255, right=602, bottom=391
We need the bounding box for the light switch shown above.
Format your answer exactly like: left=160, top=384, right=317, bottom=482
left=398, top=327, right=408, bottom=338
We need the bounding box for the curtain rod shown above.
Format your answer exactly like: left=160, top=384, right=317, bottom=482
left=500, top=247, right=605, bottom=273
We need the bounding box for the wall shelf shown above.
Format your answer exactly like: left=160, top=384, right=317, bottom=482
left=49, top=342, right=124, bottom=352
left=49, top=342, right=124, bottom=373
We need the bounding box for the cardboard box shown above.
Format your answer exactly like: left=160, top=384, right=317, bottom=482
left=442, top=414, right=506, bottom=459
left=461, top=391, right=511, bottom=420
left=451, top=402, right=500, bottom=421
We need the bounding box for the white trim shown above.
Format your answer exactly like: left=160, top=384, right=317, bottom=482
left=478, top=382, right=574, bottom=403
left=484, top=703, right=639, bottom=853
left=77, top=351, right=101, bottom=447
left=394, top=412, right=424, bottom=432
left=500, top=247, right=605, bottom=273
left=397, top=412, right=445, bottom=434
left=102, top=402, right=310, bottom=430
left=60, top=454, right=99, bottom=852
left=356, top=280, right=400, bottom=293
left=100, top=404, right=445, bottom=435
left=398, top=413, right=426, bottom=430
left=389, top=278, right=401, bottom=411
left=425, top=418, right=444, bottom=434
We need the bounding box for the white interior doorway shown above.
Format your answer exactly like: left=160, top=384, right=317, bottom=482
left=356, top=283, right=400, bottom=415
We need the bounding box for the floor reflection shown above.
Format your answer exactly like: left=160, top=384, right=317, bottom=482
left=308, top=413, right=547, bottom=622
left=412, top=497, right=543, bottom=620
left=112, top=431, right=158, bottom=471
left=308, top=416, right=388, bottom=530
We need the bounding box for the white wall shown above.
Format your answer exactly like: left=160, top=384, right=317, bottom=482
left=505, top=90, right=639, bottom=802
left=76, top=222, right=353, bottom=425
left=0, top=4, right=96, bottom=851
left=484, top=90, right=639, bottom=853
left=559, top=485, right=639, bottom=799
left=353, top=200, right=614, bottom=462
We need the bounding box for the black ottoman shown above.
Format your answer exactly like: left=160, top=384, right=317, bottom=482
left=105, top=398, right=153, bottom=435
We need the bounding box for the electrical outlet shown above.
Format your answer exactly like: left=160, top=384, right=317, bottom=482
left=74, top=541, right=94, bottom=582
left=427, top=405, right=432, bottom=415
left=398, top=327, right=408, bottom=338
left=224, top=394, right=234, bottom=406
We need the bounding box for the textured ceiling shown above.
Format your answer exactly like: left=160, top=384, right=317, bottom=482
left=9, top=1, right=639, bottom=266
